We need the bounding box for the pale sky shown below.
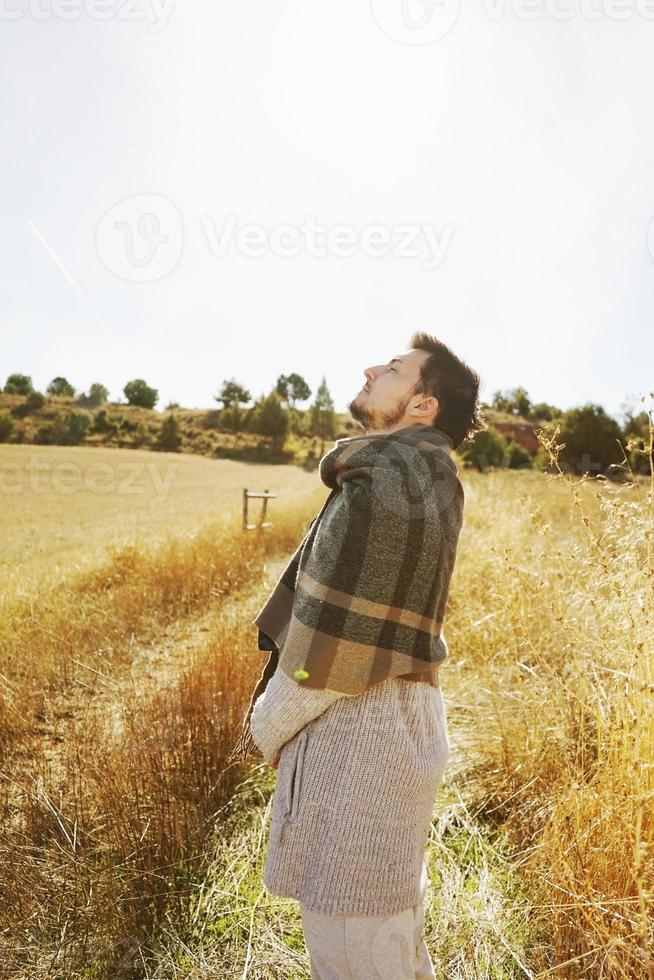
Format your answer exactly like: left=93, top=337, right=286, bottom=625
left=1, top=0, right=653, bottom=422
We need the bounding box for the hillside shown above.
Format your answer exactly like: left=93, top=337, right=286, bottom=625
left=0, top=392, right=546, bottom=466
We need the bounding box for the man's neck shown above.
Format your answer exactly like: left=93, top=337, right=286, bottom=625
left=360, top=420, right=428, bottom=437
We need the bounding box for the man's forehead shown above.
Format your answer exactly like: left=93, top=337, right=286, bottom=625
left=390, top=350, right=423, bottom=367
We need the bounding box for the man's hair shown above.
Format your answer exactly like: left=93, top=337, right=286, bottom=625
left=408, top=331, right=487, bottom=451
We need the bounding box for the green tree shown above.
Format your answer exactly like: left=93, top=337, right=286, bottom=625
left=0, top=412, right=15, bottom=442
left=216, top=379, right=251, bottom=410
left=530, top=401, right=562, bottom=422
left=11, top=390, right=45, bottom=418
left=65, top=410, right=91, bottom=445
left=84, top=383, right=109, bottom=408
left=276, top=373, right=312, bottom=409
left=33, top=410, right=90, bottom=446
left=251, top=390, right=289, bottom=452
left=25, top=391, right=46, bottom=413
left=308, top=376, right=336, bottom=456
left=552, top=403, right=624, bottom=476
left=216, top=379, right=251, bottom=433
left=92, top=409, right=115, bottom=435
left=220, top=404, right=245, bottom=433
left=505, top=440, right=533, bottom=469
left=4, top=373, right=33, bottom=395
left=155, top=413, right=182, bottom=452
left=47, top=377, right=76, bottom=397
left=491, top=387, right=532, bottom=418
left=458, top=427, right=508, bottom=471
left=124, top=379, right=158, bottom=409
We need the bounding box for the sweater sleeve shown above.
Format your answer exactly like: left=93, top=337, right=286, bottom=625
left=249, top=665, right=349, bottom=765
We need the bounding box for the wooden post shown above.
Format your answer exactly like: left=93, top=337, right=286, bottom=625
left=242, top=488, right=277, bottom=530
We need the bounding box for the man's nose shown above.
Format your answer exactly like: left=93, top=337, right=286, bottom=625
left=364, top=365, right=379, bottom=384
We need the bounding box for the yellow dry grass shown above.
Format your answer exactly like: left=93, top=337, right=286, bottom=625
left=0, top=420, right=652, bottom=978
left=0, top=444, right=318, bottom=600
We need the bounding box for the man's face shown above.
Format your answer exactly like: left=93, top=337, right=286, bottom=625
left=346, top=348, right=438, bottom=433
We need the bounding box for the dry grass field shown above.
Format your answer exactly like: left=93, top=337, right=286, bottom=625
left=0, top=425, right=652, bottom=978
left=0, top=444, right=319, bottom=601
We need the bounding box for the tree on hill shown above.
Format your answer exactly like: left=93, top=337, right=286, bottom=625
left=47, top=377, right=76, bottom=397
left=3, top=374, right=33, bottom=395
left=216, top=379, right=251, bottom=410
left=549, top=403, right=624, bottom=476
left=25, top=391, right=45, bottom=413
left=77, top=383, right=109, bottom=409
left=530, top=401, right=562, bottom=422
left=276, top=373, right=311, bottom=409
left=124, top=379, right=158, bottom=409
left=308, top=376, right=336, bottom=456
left=215, top=379, right=252, bottom=434
left=458, top=427, right=508, bottom=471
left=33, top=410, right=90, bottom=446
left=491, top=386, right=532, bottom=418
left=10, top=390, right=45, bottom=418
left=250, top=390, right=289, bottom=452
left=155, top=413, right=182, bottom=452
left=0, top=412, right=15, bottom=442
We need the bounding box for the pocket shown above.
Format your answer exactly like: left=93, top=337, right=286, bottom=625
left=428, top=687, right=451, bottom=778
left=286, top=730, right=308, bottom=824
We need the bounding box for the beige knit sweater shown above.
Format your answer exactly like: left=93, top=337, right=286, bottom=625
left=249, top=654, right=451, bottom=916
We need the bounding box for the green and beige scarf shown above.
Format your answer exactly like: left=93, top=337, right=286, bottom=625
left=232, top=421, right=464, bottom=761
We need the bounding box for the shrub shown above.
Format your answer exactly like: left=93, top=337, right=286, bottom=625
left=33, top=419, right=59, bottom=444
left=26, top=391, right=46, bottom=412
left=458, top=427, right=508, bottom=471
left=0, top=412, right=15, bottom=442
left=249, top=391, right=289, bottom=452
left=124, top=379, right=158, bottom=409
left=505, top=440, right=533, bottom=469
left=3, top=373, right=33, bottom=395
left=47, top=377, right=76, bottom=397
left=220, top=405, right=244, bottom=433
left=549, top=404, right=623, bottom=476
left=77, top=383, right=109, bottom=409
left=34, top=411, right=90, bottom=445
left=66, top=410, right=91, bottom=445
left=12, top=391, right=45, bottom=418
left=155, top=414, right=181, bottom=452
left=92, top=409, right=114, bottom=434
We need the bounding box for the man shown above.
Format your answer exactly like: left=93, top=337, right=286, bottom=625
left=243, top=331, right=484, bottom=979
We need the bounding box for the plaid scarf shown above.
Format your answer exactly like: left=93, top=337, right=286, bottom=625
left=231, top=421, right=464, bottom=761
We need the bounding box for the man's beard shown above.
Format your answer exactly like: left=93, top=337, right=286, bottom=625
left=347, top=389, right=415, bottom=432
